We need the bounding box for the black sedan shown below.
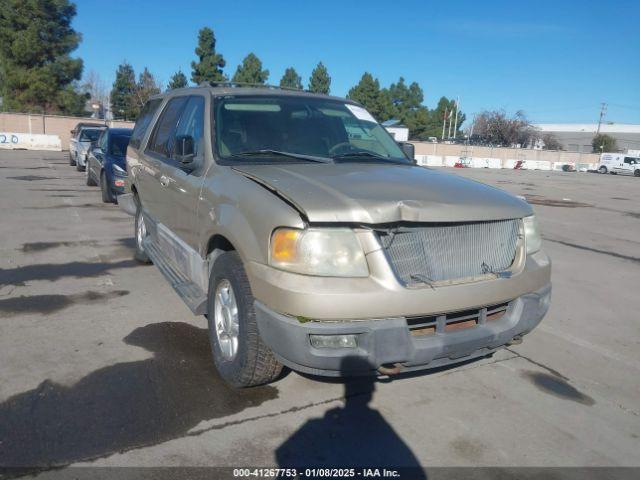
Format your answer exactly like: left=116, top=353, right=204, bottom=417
left=86, top=128, right=133, bottom=203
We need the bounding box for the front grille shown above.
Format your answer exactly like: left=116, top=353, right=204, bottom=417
left=378, top=220, right=520, bottom=286
left=407, top=301, right=510, bottom=337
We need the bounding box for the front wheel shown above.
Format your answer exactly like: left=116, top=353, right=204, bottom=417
left=207, top=251, right=282, bottom=387
left=69, top=152, right=76, bottom=166
left=76, top=154, right=85, bottom=171
left=86, top=164, right=97, bottom=186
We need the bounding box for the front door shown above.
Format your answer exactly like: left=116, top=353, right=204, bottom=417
left=154, top=95, right=207, bottom=247
left=141, top=96, right=190, bottom=225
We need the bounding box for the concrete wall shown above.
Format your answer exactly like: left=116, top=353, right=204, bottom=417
left=0, top=112, right=134, bottom=149
left=411, top=141, right=600, bottom=170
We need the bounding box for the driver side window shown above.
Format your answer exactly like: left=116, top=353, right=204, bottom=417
left=173, top=96, right=205, bottom=162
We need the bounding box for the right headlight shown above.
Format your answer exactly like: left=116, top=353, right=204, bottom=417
left=523, top=215, right=542, bottom=254
left=270, top=227, right=369, bottom=277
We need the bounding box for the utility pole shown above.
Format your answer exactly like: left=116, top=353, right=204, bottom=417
left=453, top=96, right=460, bottom=140
left=447, top=103, right=453, bottom=139
left=441, top=108, right=448, bottom=140
left=596, top=102, right=607, bottom=134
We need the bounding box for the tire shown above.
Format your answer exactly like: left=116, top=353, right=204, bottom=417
left=101, top=171, right=115, bottom=203
left=69, top=152, right=76, bottom=166
left=76, top=154, right=84, bottom=171
left=207, top=251, right=282, bottom=387
left=635, top=170, right=640, bottom=177
left=134, top=200, right=151, bottom=264
left=86, top=164, right=97, bottom=186
left=598, top=166, right=607, bottom=174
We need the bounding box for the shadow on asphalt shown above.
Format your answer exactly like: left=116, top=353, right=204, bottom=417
left=0, top=322, right=278, bottom=468
left=0, top=259, right=139, bottom=286
left=276, top=356, right=425, bottom=473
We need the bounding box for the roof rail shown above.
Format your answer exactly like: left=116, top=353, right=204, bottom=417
left=197, top=81, right=302, bottom=92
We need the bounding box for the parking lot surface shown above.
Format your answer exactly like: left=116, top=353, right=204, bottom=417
left=1, top=151, right=639, bottom=471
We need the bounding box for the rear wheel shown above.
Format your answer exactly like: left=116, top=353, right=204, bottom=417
left=207, top=251, right=282, bottom=387
left=598, top=166, right=607, bottom=174
left=634, top=169, right=640, bottom=177
left=101, top=171, right=115, bottom=203
left=134, top=200, right=151, bottom=264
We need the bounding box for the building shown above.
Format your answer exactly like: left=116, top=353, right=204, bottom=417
left=534, top=123, right=640, bottom=153
left=382, top=119, right=409, bottom=142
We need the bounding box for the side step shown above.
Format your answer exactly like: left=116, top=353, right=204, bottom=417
left=143, top=239, right=208, bottom=315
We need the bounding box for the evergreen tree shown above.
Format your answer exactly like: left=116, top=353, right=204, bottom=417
left=0, top=0, right=85, bottom=114
left=308, top=62, right=331, bottom=94
left=347, top=72, right=394, bottom=122
left=110, top=62, right=137, bottom=120
left=167, top=70, right=188, bottom=90
left=232, top=53, right=269, bottom=84
left=191, top=27, right=226, bottom=84
left=279, top=67, right=302, bottom=90
left=136, top=67, right=160, bottom=111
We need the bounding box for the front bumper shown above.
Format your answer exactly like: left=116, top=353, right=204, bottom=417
left=255, top=283, right=551, bottom=376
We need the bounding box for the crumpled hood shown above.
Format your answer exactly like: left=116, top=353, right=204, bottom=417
left=232, top=163, right=532, bottom=224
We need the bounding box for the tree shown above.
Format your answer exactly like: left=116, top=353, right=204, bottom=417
left=279, top=67, right=302, bottom=90
left=592, top=133, right=617, bottom=153
left=191, top=27, right=226, bottom=84
left=81, top=70, right=107, bottom=105
left=428, top=96, right=466, bottom=140
left=110, top=62, right=137, bottom=120
left=167, top=70, right=188, bottom=90
left=135, top=67, right=160, bottom=110
left=541, top=133, right=563, bottom=150
left=0, top=0, right=85, bottom=114
left=308, top=62, right=330, bottom=94
left=388, top=77, right=423, bottom=114
left=471, top=110, right=535, bottom=147
left=232, top=53, right=269, bottom=84
left=347, top=72, right=393, bottom=122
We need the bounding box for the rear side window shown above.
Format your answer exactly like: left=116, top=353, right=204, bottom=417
left=129, top=98, right=162, bottom=150
left=147, top=97, right=189, bottom=158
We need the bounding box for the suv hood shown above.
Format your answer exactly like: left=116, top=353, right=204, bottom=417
left=232, top=163, right=532, bottom=224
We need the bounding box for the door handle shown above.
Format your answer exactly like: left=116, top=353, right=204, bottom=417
left=159, top=175, right=170, bottom=187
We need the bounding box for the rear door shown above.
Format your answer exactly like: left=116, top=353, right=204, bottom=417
left=140, top=96, right=189, bottom=224
left=154, top=95, right=207, bottom=246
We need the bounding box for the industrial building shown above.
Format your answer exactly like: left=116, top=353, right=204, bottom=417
left=534, top=123, right=640, bottom=153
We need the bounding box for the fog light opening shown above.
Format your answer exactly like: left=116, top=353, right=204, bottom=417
left=309, top=334, right=357, bottom=349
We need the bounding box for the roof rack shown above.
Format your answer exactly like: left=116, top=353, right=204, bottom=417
left=198, top=81, right=303, bottom=92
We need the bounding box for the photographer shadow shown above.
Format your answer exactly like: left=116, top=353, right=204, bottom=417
left=276, top=356, right=426, bottom=477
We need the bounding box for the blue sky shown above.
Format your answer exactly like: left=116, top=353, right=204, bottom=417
left=73, top=0, right=640, bottom=125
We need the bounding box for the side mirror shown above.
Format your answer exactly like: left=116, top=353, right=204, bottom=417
left=174, top=134, right=195, bottom=166
left=399, top=142, right=416, bottom=163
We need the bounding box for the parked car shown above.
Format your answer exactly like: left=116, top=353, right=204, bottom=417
left=598, top=153, right=640, bottom=176
left=86, top=128, right=133, bottom=203
left=118, top=85, right=551, bottom=387
left=69, top=124, right=106, bottom=171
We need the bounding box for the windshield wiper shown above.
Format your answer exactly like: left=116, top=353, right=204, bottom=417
left=230, top=149, right=331, bottom=163
left=332, top=151, right=406, bottom=163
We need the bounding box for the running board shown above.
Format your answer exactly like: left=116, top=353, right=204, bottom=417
left=143, top=239, right=208, bottom=315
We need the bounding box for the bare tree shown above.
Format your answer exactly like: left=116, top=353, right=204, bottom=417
left=81, top=70, right=108, bottom=106
left=471, top=110, right=536, bottom=147
left=541, top=133, right=563, bottom=150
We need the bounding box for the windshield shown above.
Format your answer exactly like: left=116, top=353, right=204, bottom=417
left=80, top=128, right=104, bottom=142
left=214, top=95, right=408, bottom=164
left=110, top=135, right=131, bottom=157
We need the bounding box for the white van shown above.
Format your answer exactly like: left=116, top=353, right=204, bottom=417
left=598, top=153, right=640, bottom=176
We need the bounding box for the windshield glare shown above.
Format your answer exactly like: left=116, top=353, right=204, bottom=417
left=214, top=96, right=408, bottom=163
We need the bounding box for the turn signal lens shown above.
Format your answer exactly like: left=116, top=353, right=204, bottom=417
left=271, top=228, right=301, bottom=262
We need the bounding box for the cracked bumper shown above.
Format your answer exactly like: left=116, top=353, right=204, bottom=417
left=255, top=283, right=551, bottom=376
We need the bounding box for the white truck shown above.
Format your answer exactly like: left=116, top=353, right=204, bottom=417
left=598, top=153, right=640, bottom=176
